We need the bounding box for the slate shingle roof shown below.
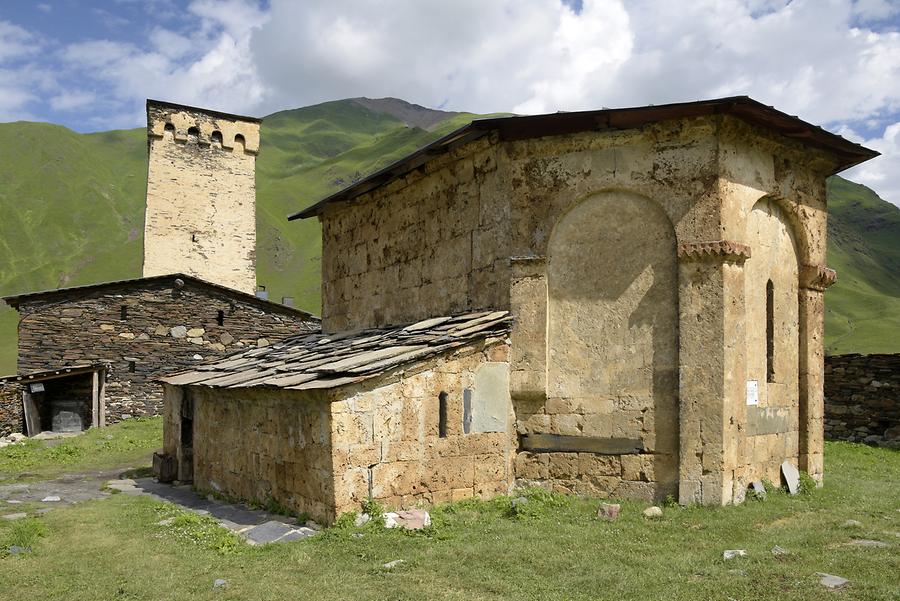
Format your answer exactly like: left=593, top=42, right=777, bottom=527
left=160, top=310, right=512, bottom=391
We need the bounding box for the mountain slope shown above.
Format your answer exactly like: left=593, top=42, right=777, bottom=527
left=0, top=98, right=898, bottom=372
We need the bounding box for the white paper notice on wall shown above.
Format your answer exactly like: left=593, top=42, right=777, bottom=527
left=746, top=380, right=759, bottom=406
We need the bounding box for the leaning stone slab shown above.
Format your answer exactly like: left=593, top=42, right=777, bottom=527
left=751, top=481, right=767, bottom=499
left=817, top=573, right=849, bottom=589
left=642, top=506, right=663, bottom=518
left=781, top=461, right=800, bottom=495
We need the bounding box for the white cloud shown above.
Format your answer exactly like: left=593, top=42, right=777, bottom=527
left=844, top=122, right=900, bottom=205
left=0, top=20, right=38, bottom=62
left=49, top=90, right=96, bottom=111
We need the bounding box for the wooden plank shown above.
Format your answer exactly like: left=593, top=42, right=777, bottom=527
left=91, top=370, right=99, bottom=428
left=520, top=433, right=643, bottom=455
left=22, top=391, right=39, bottom=436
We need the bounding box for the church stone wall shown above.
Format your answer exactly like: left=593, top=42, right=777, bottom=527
left=143, top=102, right=259, bottom=295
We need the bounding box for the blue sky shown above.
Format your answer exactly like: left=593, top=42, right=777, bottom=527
left=1, top=0, right=899, bottom=204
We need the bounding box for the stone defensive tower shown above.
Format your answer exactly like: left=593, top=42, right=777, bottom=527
left=142, top=100, right=260, bottom=294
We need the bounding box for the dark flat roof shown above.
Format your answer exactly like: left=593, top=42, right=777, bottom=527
left=2, top=273, right=319, bottom=321
left=0, top=364, right=105, bottom=384
left=146, top=99, right=262, bottom=124
left=289, top=96, right=879, bottom=220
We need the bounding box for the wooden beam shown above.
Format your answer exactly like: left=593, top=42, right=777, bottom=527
left=520, top=433, right=643, bottom=455
left=91, top=370, right=99, bottom=428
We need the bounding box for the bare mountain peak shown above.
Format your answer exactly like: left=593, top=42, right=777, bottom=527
left=352, top=97, right=460, bottom=130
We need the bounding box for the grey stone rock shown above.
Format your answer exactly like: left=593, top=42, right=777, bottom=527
left=243, top=520, right=296, bottom=545
left=6, top=500, right=22, bottom=504
left=352, top=532, right=365, bottom=539
left=597, top=503, right=620, bottom=520
left=41, top=495, right=61, bottom=502
left=771, top=545, right=790, bottom=557
left=2, top=513, right=27, bottom=521
left=354, top=513, right=371, bottom=527
left=257, top=338, right=270, bottom=348
left=382, top=559, right=405, bottom=569
left=642, top=506, right=663, bottom=518
left=843, top=519, right=863, bottom=528
left=723, top=549, right=747, bottom=560
left=817, top=573, right=849, bottom=589
left=781, top=461, right=800, bottom=495
left=35, top=508, right=52, bottom=515
left=157, top=518, right=175, bottom=526
left=511, top=496, right=528, bottom=508
left=213, top=579, right=227, bottom=588
left=277, top=528, right=316, bottom=543
left=846, top=539, right=888, bottom=548
left=383, top=509, right=430, bottom=530
left=219, top=332, right=235, bottom=345
left=8, top=545, right=31, bottom=555
left=170, top=326, right=188, bottom=338
left=186, top=328, right=205, bottom=338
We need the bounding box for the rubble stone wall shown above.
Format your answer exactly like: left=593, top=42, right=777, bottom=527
left=824, top=354, right=900, bottom=446
left=15, top=278, right=316, bottom=423
left=0, top=381, right=22, bottom=437
left=329, top=340, right=513, bottom=518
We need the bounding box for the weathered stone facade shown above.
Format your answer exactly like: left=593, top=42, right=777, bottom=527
left=143, top=101, right=260, bottom=295
left=162, top=98, right=875, bottom=523
left=825, top=354, right=900, bottom=447
left=163, top=338, right=513, bottom=524
left=6, top=275, right=317, bottom=425
left=308, top=100, right=875, bottom=506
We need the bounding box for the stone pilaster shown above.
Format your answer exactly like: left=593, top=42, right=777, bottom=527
left=508, top=256, right=548, bottom=401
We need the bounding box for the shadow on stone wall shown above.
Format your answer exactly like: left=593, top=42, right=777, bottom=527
left=825, top=354, right=899, bottom=448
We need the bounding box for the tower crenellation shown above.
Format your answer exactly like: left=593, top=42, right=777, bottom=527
left=142, top=100, right=259, bottom=294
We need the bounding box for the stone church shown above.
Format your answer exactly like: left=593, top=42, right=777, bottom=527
left=0, top=101, right=318, bottom=437
left=159, top=96, right=876, bottom=523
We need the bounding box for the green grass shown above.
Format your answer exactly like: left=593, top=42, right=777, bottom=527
left=0, top=416, right=161, bottom=483
left=0, top=442, right=897, bottom=600
left=0, top=99, right=897, bottom=373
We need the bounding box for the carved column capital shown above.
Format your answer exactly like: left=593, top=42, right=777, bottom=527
left=800, top=264, right=837, bottom=291
left=677, top=240, right=751, bottom=264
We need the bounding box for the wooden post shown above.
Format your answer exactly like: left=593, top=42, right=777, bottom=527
left=98, top=369, right=107, bottom=427
left=91, top=370, right=100, bottom=429
left=22, top=389, right=39, bottom=436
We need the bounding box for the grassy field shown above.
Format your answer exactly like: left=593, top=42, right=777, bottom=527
left=0, top=441, right=897, bottom=600
left=0, top=417, right=160, bottom=483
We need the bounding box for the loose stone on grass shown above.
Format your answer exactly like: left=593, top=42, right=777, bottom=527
left=383, top=509, right=430, bottom=530
left=723, top=550, right=747, bottom=560
left=382, top=560, right=405, bottom=569
left=751, top=481, right=767, bottom=499
left=354, top=513, right=371, bottom=527
left=213, top=579, right=227, bottom=588
left=817, top=573, right=849, bottom=589
left=843, top=519, right=863, bottom=528
left=845, top=539, right=889, bottom=548
left=597, top=503, right=620, bottom=520
left=642, top=506, right=663, bottom=518
left=41, top=495, right=61, bottom=502
left=8, top=545, right=31, bottom=556
left=1, top=513, right=27, bottom=521
left=771, top=545, right=790, bottom=557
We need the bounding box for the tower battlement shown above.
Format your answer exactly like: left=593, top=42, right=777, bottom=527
left=142, top=100, right=259, bottom=294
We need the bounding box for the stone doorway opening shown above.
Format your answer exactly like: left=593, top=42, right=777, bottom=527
left=14, top=365, right=107, bottom=436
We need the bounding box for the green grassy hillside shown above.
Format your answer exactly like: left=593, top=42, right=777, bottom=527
left=0, top=98, right=898, bottom=373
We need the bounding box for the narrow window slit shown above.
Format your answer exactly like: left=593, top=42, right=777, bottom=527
left=120, top=305, right=128, bottom=320
left=438, top=391, right=448, bottom=438
left=766, top=279, right=775, bottom=383
left=216, top=310, right=225, bottom=326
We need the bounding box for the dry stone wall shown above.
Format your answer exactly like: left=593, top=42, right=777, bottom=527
left=14, top=277, right=316, bottom=423
left=825, top=354, right=900, bottom=447
left=0, top=381, right=22, bottom=437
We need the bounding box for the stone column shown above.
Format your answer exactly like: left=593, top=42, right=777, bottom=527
left=798, top=264, right=835, bottom=484
left=677, top=241, right=751, bottom=505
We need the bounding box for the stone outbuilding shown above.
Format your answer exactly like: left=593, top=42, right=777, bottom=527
left=0, top=273, right=317, bottom=436
left=161, top=96, right=877, bottom=523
